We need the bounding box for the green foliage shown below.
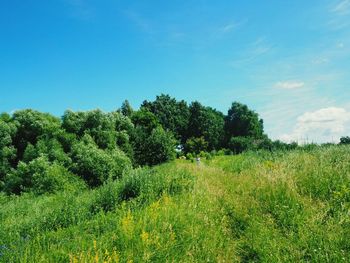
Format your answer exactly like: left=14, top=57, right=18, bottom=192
left=0, top=120, right=17, bottom=187
left=120, top=99, right=134, bottom=117
left=224, top=102, right=264, bottom=142
left=187, top=101, right=225, bottom=150
left=62, top=109, right=134, bottom=152
left=71, top=135, right=132, bottom=187
left=1, top=146, right=350, bottom=262
left=22, top=138, right=72, bottom=167
left=3, top=156, right=83, bottom=195
left=340, top=136, right=350, bottom=145
left=228, top=136, right=254, bottom=154
left=131, top=109, right=159, bottom=133
left=133, top=126, right=176, bottom=166
left=12, top=109, right=61, bottom=159
left=142, top=94, right=190, bottom=142
left=184, top=136, right=208, bottom=154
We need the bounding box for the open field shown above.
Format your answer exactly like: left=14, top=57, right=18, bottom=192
left=1, top=145, right=349, bottom=262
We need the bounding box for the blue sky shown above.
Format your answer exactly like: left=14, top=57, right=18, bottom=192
left=1, top=0, right=350, bottom=143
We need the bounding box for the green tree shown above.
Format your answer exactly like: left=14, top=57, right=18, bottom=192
left=131, top=109, right=159, bottom=133
left=184, top=137, right=209, bottom=155
left=4, top=156, right=81, bottom=195
left=12, top=109, right=61, bottom=160
left=62, top=110, right=134, bottom=157
left=224, top=102, right=264, bottom=142
left=0, top=120, right=17, bottom=188
left=71, top=135, right=132, bottom=187
left=228, top=136, right=255, bottom=154
left=131, top=109, right=176, bottom=166
left=340, top=136, right=350, bottom=145
left=187, top=102, right=225, bottom=150
left=141, top=94, right=190, bottom=142
left=22, top=138, right=72, bottom=167
left=120, top=100, right=134, bottom=117
left=142, top=127, right=176, bottom=166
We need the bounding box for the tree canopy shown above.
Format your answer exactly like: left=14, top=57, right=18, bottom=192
left=0, top=94, right=282, bottom=196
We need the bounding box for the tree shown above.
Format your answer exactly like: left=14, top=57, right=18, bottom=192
left=131, top=109, right=159, bottom=133
left=120, top=100, right=133, bottom=117
left=70, top=135, right=132, bottom=187
left=0, top=120, right=17, bottom=188
left=12, top=109, right=61, bottom=160
left=224, top=102, right=264, bottom=142
left=228, top=136, right=255, bottom=154
left=141, top=94, right=190, bottom=142
left=340, top=136, right=350, bottom=145
left=142, top=127, right=176, bottom=166
left=184, top=137, right=209, bottom=155
left=3, top=155, right=84, bottom=195
left=130, top=109, right=176, bottom=166
left=187, top=102, right=225, bottom=150
left=62, top=110, right=134, bottom=157
left=22, top=138, right=72, bottom=167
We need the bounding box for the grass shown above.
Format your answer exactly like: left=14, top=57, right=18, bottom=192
left=1, top=145, right=349, bottom=262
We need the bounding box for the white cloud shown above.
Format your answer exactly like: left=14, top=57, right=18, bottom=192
left=279, top=107, right=350, bottom=143
left=275, top=81, right=305, bottom=90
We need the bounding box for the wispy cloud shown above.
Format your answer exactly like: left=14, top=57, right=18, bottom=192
left=331, top=0, right=350, bottom=15
left=220, top=23, right=237, bottom=33
left=229, top=37, right=272, bottom=67
left=275, top=81, right=305, bottom=90
left=328, top=0, right=350, bottom=30
left=219, top=20, right=246, bottom=33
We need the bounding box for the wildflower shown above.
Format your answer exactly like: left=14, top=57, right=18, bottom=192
left=140, top=230, right=149, bottom=243
left=121, top=210, right=134, bottom=235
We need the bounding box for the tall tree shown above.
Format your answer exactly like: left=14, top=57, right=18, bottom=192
left=131, top=109, right=175, bottom=166
left=141, top=94, right=190, bottom=142
left=0, top=119, right=17, bottom=187
left=12, top=110, right=61, bottom=161
left=187, top=102, right=225, bottom=150
left=120, top=100, right=133, bottom=117
left=224, top=102, right=264, bottom=142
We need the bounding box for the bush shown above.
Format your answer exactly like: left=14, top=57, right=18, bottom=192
left=133, top=127, right=176, bottom=166
left=228, top=136, right=254, bottom=154
left=71, top=135, right=132, bottom=187
left=184, top=137, right=208, bottom=154
left=4, top=156, right=83, bottom=195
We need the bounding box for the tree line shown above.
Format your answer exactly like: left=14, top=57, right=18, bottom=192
left=1, top=94, right=348, bottom=195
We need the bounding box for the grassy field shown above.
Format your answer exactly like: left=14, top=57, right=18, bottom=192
left=1, top=145, right=350, bottom=262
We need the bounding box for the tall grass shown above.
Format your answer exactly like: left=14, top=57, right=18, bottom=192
left=0, top=145, right=349, bottom=262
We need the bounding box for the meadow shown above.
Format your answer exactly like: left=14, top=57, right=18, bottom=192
left=1, top=145, right=349, bottom=262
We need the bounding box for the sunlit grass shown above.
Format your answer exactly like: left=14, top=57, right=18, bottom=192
left=1, top=145, right=349, bottom=262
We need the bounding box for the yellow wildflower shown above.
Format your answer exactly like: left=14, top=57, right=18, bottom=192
left=140, top=230, right=149, bottom=243
left=121, top=210, right=134, bottom=235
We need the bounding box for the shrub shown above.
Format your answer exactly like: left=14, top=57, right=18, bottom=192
left=71, top=135, right=132, bottom=187
left=4, top=156, right=83, bottom=195
left=133, top=126, right=176, bottom=166
left=184, top=137, right=208, bottom=154
left=228, top=136, right=254, bottom=154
